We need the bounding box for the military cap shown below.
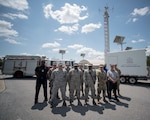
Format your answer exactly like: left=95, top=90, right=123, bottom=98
left=74, top=63, right=78, bottom=66
left=58, top=63, right=63, bottom=66
left=99, top=64, right=104, bottom=67
left=52, top=62, right=57, bottom=66
left=88, top=63, right=93, bottom=67
left=66, top=62, right=70, bottom=66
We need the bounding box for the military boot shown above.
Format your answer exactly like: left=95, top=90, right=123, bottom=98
left=78, top=99, right=82, bottom=106
left=103, top=97, right=108, bottom=103
left=50, top=101, right=54, bottom=108
left=92, top=99, right=96, bottom=105
left=70, top=99, right=73, bottom=105
left=84, top=99, right=88, bottom=105
left=62, top=100, right=67, bottom=106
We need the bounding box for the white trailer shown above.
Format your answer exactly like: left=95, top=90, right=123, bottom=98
left=2, top=55, right=41, bottom=78
left=105, top=49, right=148, bottom=84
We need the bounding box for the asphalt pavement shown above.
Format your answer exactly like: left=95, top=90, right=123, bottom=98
left=0, top=76, right=150, bottom=120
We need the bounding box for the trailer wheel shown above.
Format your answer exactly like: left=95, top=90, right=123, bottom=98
left=14, top=71, right=23, bottom=78
left=129, top=77, right=137, bottom=84
left=120, top=77, right=126, bottom=83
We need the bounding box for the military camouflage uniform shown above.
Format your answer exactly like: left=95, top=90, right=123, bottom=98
left=48, top=66, right=56, bottom=100
left=84, top=64, right=96, bottom=105
left=68, top=65, right=82, bottom=105
left=50, top=64, right=67, bottom=107
left=115, top=66, right=121, bottom=96
left=96, top=67, right=108, bottom=102
left=79, top=64, right=84, bottom=96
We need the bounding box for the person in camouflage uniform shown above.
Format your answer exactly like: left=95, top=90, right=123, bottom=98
left=114, top=64, right=121, bottom=96
left=96, top=64, right=108, bottom=103
left=65, top=62, right=71, bottom=93
left=50, top=63, right=67, bottom=108
left=84, top=64, right=96, bottom=105
left=68, top=63, right=82, bottom=105
left=48, top=62, right=60, bottom=101
left=78, top=63, right=84, bottom=96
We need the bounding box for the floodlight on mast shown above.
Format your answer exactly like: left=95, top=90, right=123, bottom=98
left=59, top=50, right=66, bottom=60
left=80, top=53, right=85, bottom=60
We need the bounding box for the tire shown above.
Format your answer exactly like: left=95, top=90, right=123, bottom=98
left=120, top=77, right=126, bottom=83
left=129, top=77, right=137, bottom=84
left=14, top=71, right=23, bottom=78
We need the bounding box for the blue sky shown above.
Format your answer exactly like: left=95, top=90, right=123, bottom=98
left=0, top=0, right=150, bottom=62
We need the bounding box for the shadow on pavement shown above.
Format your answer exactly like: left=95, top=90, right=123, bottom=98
left=119, top=95, right=131, bottom=101
left=51, top=106, right=71, bottom=117
left=100, top=102, right=116, bottom=110
left=31, top=101, right=48, bottom=110
left=70, top=104, right=88, bottom=115
left=114, top=101, right=129, bottom=108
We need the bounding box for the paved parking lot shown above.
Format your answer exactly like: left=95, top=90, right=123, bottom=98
left=0, top=76, right=150, bottom=120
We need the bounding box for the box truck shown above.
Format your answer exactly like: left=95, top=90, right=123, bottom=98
left=2, top=55, right=41, bottom=78
left=105, top=49, right=148, bottom=84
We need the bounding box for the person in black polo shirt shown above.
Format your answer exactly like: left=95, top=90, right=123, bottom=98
left=34, top=60, right=49, bottom=104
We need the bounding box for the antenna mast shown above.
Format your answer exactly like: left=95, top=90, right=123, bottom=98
left=104, top=6, right=110, bottom=62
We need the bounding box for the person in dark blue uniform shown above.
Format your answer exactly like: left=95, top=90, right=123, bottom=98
left=34, top=60, right=49, bottom=104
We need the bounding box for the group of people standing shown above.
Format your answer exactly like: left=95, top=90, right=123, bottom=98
left=34, top=60, right=121, bottom=108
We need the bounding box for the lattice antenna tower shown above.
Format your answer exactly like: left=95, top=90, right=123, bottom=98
left=104, top=6, right=110, bottom=56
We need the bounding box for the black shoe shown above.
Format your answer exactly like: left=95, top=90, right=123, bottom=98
left=84, top=99, right=88, bottom=105
left=50, top=101, right=54, bottom=108
left=63, top=101, right=67, bottom=106
left=115, top=98, right=120, bottom=102
left=78, top=100, right=82, bottom=106
left=103, top=99, right=108, bottom=103
left=70, top=99, right=73, bottom=104
left=93, top=99, right=96, bottom=105
left=44, top=98, right=48, bottom=101
left=109, top=99, right=113, bottom=102
left=57, top=95, right=60, bottom=99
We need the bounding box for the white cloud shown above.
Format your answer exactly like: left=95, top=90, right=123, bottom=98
left=2, top=13, right=28, bottom=20
left=81, top=23, right=102, bottom=33
left=55, top=38, right=63, bottom=41
left=20, top=53, right=32, bottom=55
left=68, top=44, right=83, bottom=49
left=0, top=0, right=29, bottom=11
left=42, top=41, right=60, bottom=48
left=55, top=24, right=79, bottom=34
left=52, top=48, right=59, bottom=52
left=131, top=39, right=146, bottom=43
left=131, top=7, right=149, bottom=16
left=127, top=6, right=150, bottom=23
left=132, top=18, right=138, bottom=22
left=43, top=3, right=88, bottom=24
left=68, top=44, right=104, bottom=60
left=77, top=46, right=104, bottom=59
left=5, top=38, right=21, bottom=44
left=0, top=20, right=18, bottom=37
